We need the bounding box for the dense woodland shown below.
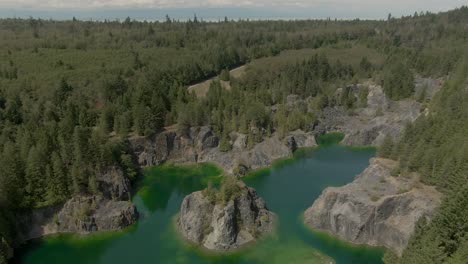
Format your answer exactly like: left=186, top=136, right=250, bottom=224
left=1, top=6, right=468, bottom=264
left=380, top=57, right=468, bottom=264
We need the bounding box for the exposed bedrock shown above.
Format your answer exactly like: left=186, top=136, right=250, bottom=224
left=314, top=78, right=443, bottom=147
left=177, top=181, right=276, bottom=251
left=129, top=127, right=317, bottom=175
left=15, top=167, right=138, bottom=244
left=304, top=158, right=442, bottom=255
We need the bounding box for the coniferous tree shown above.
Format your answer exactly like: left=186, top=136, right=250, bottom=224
left=378, top=135, right=394, bottom=158
left=220, top=69, right=230, bottom=81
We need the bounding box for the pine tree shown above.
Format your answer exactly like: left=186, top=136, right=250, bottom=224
left=25, top=147, right=45, bottom=206
left=378, top=135, right=394, bottom=158
left=219, top=132, right=231, bottom=152
left=0, top=143, right=24, bottom=208
left=48, top=152, right=68, bottom=203
left=220, top=69, right=230, bottom=81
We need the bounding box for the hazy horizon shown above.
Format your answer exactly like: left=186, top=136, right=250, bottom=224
left=0, top=0, right=466, bottom=21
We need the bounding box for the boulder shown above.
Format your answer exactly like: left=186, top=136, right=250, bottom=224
left=304, top=158, right=441, bottom=255
left=177, top=181, right=276, bottom=251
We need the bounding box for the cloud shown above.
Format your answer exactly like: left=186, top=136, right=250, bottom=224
left=1, top=0, right=465, bottom=10
left=0, top=0, right=465, bottom=21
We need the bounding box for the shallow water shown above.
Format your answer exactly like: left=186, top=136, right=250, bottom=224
left=17, top=143, right=383, bottom=264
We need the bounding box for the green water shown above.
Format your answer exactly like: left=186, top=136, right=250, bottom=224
left=16, top=143, right=384, bottom=264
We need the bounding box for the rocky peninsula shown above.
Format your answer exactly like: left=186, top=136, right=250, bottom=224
left=177, top=178, right=276, bottom=251
left=302, top=78, right=444, bottom=255
left=14, top=167, right=138, bottom=243
left=304, top=158, right=442, bottom=255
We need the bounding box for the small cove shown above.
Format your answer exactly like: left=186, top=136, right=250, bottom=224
left=16, top=140, right=384, bottom=264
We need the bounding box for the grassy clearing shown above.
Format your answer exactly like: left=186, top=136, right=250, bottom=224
left=187, top=65, right=246, bottom=97
left=187, top=43, right=384, bottom=98
left=248, top=43, right=385, bottom=71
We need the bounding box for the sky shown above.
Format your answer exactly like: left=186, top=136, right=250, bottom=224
left=0, top=0, right=466, bottom=20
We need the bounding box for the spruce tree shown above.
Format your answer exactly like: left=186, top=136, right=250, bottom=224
left=378, top=135, right=394, bottom=158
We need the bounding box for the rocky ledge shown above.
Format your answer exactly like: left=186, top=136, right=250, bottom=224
left=313, top=78, right=443, bottom=147
left=177, top=179, right=276, bottom=251
left=129, top=127, right=317, bottom=175
left=304, top=158, right=441, bottom=255
left=15, top=167, right=138, bottom=243
left=15, top=195, right=137, bottom=243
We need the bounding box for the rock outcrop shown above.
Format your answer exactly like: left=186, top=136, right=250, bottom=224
left=15, top=195, right=137, bottom=243
left=177, top=180, right=276, bottom=251
left=304, top=158, right=442, bottom=255
left=341, top=84, right=422, bottom=146
left=313, top=79, right=443, bottom=147
left=129, top=127, right=317, bottom=175
left=97, top=166, right=132, bottom=201
left=315, top=84, right=420, bottom=146
left=15, top=167, right=138, bottom=243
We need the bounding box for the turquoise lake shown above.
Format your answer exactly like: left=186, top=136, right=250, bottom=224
left=16, top=140, right=383, bottom=264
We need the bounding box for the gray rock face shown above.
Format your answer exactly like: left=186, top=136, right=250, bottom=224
left=130, top=126, right=317, bottom=175
left=15, top=167, right=137, bottom=244
left=56, top=196, right=137, bottom=234
left=15, top=195, right=138, bottom=243
left=128, top=126, right=215, bottom=167
left=128, top=134, right=167, bottom=167
left=340, top=84, right=422, bottom=146
left=97, top=166, right=131, bottom=201
left=304, top=158, right=442, bottom=255
left=199, top=132, right=315, bottom=174
left=177, top=182, right=276, bottom=251
left=288, top=130, right=318, bottom=148
left=315, top=81, right=443, bottom=147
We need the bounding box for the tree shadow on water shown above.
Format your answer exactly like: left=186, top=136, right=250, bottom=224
left=135, top=163, right=223, bottom=213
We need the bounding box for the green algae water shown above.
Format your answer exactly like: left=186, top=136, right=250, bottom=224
left=16, top=142, right=384, bottom=264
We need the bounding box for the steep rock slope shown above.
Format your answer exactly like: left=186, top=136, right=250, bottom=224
left=15, top=167, right=138, bottom=243
left=177, top=181, right=276, bottom=251
left=304, top=158, right=441, bottom=255
left=314, top=78, right=443, bottom=146
left=129, top=127, right=317, bottom=174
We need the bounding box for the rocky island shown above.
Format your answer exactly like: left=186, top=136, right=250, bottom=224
left=177, top=177, right=276, bottom=251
